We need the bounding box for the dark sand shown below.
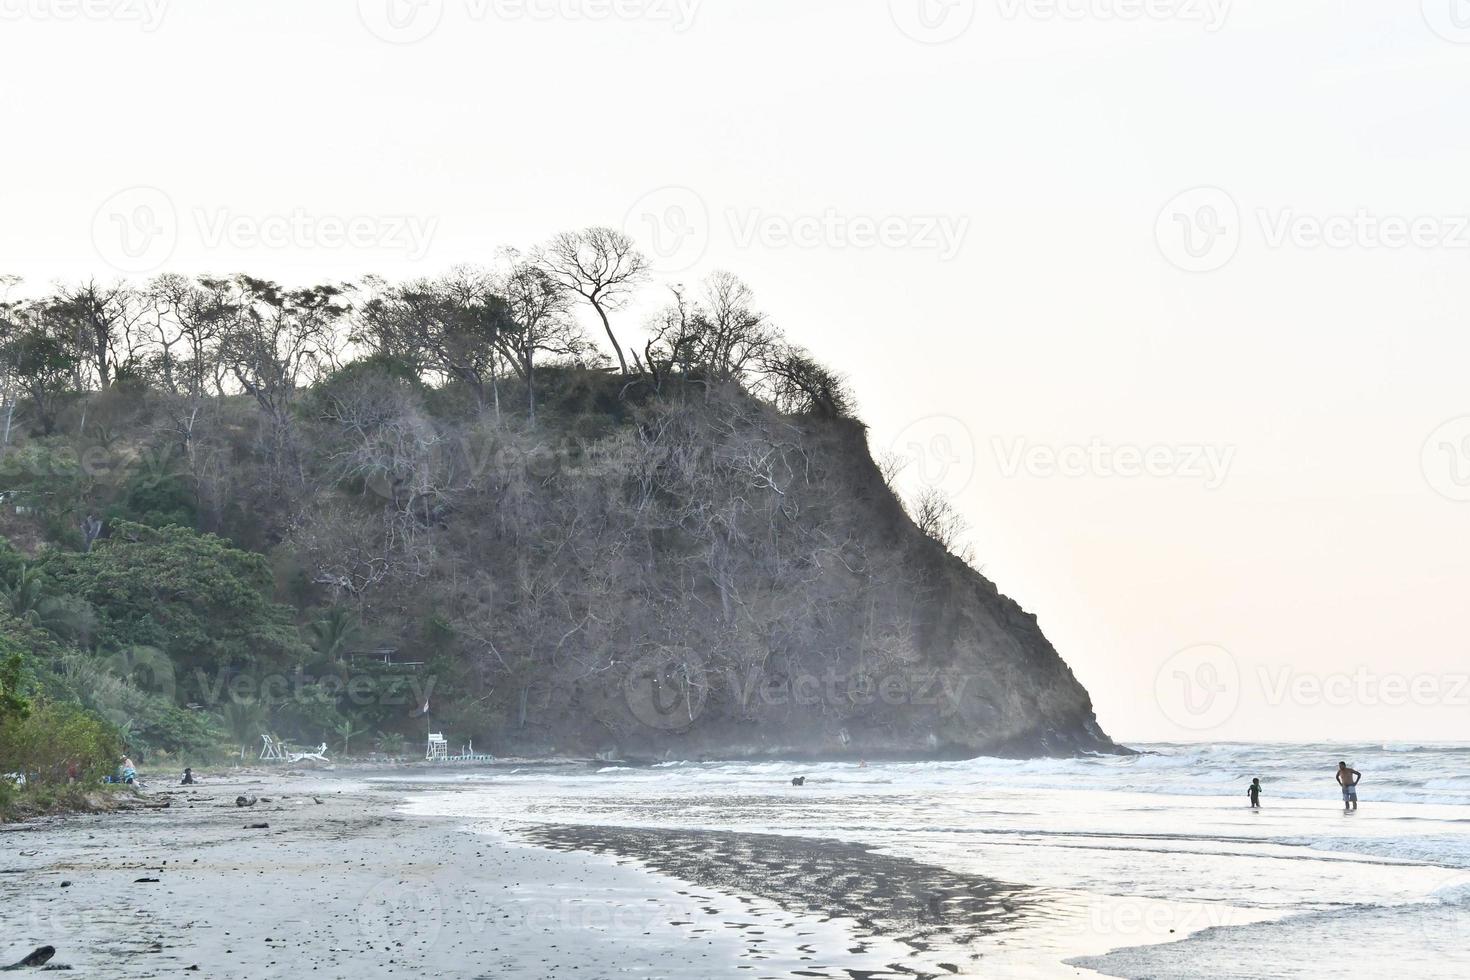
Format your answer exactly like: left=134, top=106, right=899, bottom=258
left=519, top=823, right=1039, bottom=974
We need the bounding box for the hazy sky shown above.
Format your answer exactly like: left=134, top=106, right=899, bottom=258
left=4, top=1, right=1470, bottom=743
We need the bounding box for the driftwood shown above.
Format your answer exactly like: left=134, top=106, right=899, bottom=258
left=2, top=945, right=54, bottom=970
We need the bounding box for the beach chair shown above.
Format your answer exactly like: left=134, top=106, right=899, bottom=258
left=259, top=734, right=288, bottom=763
left=426, top=732, right=448, bottom=760
left=288, top=743, right=329, bottom=763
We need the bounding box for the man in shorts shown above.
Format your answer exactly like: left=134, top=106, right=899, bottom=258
left=1337, top=761, right=1361, bottom=812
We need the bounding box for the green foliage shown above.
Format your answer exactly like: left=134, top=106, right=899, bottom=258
left=309, top=608, right=359, bottom=661
left=333, top=718, right=366, bottom=756
left=0, top=444, right=88, bottom=539
left=40, top=522, right=310, bottom=701
left=114, top=450, right=197, bottom=528
left=375, top=730, right=406, bottom=754
left=2, top=564, right=48, bottom=620
left=221, top=698, right=268, bottom=755
left=269, top=680, right=345, bottom=744
left=0, top=698, right=122, bottom=786
left=0, top=653, right=29, bottom=725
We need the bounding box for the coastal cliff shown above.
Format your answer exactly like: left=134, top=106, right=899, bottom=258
left=488, top=384, right=1122, bottom=761
left=0, top=266, right=1121, bottom=766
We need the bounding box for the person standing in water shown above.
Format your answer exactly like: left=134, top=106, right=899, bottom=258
left=1337, top=761, right=1361, bottom=812
left=1247, top=777, right=1262, bottom=809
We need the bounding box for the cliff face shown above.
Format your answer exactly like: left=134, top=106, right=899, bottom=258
left=465, top=380, right=1121, bottom=761
left=0, top=367, right=1120, bottom=762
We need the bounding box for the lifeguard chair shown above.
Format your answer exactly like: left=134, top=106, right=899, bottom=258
left=426, top=732, right=448, bottom=760
left=259, top=734, right=288, bottom=763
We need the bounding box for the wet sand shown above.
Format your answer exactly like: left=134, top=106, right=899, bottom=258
left=519, top=823, right=1039, bottom=972
left=2, top=769, right=1092, bottom=978
left=1, top=770, right=767, bottom=977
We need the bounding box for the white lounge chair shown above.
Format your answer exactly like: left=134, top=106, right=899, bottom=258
left=288, top=743, right=330, bottom=763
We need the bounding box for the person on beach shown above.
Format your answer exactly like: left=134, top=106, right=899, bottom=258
left=1337, top=761, right=1361, bottom=812
left=1247, top=777, right=1262, bottom=808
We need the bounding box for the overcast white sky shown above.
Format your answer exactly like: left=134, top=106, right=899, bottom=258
left=4, top=0, right=1470, bottom=743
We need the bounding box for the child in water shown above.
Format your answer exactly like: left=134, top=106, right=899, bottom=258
left=1247, top=777, right=1262, bottom=809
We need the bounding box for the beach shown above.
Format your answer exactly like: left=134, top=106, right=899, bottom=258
left=5, top=744, right=1469, bottom=978
left=1, top=769, right=967, bottom=978
left=2, top=769, right=780, bottom=978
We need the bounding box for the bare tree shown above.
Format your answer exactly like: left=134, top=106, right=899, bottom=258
left=218, top=276, right=348, bottom=485
left=46, top=279, right=150, bottom=390
left=909, top=487, right=973, bottom=562
left=641, top=285, right=703, bottom=390
left=699, top=271, right=775, bottom=382
left=148, top=274, right=234, bottom=402
left=535, top=227, right=649, bottom=376
left=758, top=344, right=853, bottom=419
left=356, top=269, right=511, bottom=417
left=497, top=255, right=585, bottom=421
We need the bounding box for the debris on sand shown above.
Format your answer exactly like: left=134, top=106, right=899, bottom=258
left=3, top=945, right=55, bottom=970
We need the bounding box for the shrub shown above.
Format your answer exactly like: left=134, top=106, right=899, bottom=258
left=0, top=699, right=123, bottom=786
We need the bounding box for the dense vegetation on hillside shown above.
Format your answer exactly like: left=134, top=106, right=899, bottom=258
left=1, top=227, right=1108, bottom=795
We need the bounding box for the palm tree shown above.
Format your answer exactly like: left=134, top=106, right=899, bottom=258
left=333, top=718, right=366, bottom=758
left=222, top=699, right=268, bottom=761
left=1, top=564, right=46, bottom=622
left=309, top=609, right=359, bottom=661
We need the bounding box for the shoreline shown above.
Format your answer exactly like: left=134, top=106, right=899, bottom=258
left=5, top=767, right=1018, bottom=978
left=8, top=760, right=1402, bottom=978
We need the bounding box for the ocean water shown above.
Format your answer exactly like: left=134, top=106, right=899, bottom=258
left=395, top=742, right=1470, bottom=978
